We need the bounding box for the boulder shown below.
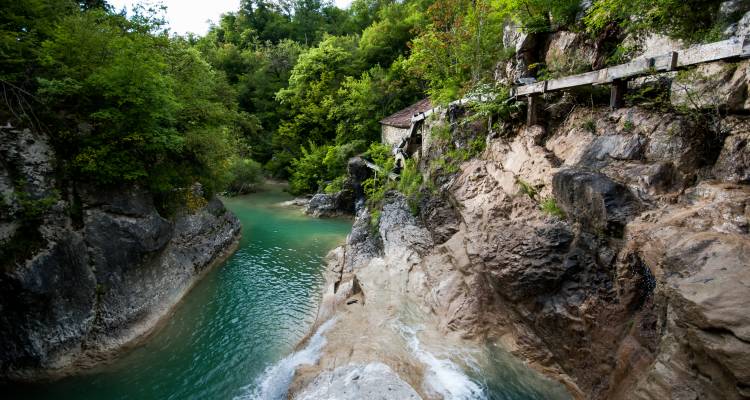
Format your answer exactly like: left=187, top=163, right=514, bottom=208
left=553, top=168, right=641, bottom=238
left=295, top=363, right=422, bottom=400
left=544, top=31, right=597, bottom=73
left=305, top=191, right=354, bottom=218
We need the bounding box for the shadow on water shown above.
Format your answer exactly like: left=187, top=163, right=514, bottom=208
left=5, top=183, right=571, bottom=400
left=4, top=184, right=352, bottom=400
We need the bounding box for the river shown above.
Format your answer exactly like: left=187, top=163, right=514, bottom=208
left=7, top=184, right=570, bottom=400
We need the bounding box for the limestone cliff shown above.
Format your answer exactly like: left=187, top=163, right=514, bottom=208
left=0, top=126, right=241, bottom=381
left=292, top=38, right=750, bottom=400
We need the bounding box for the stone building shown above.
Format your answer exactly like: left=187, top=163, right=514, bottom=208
left=379, top=98, right=432, bottom=147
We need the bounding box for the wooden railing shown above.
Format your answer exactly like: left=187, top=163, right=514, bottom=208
left=512, top=35, right=750, bottom=124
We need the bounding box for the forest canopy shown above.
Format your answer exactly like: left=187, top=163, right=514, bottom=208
left=1, top=0, right=736, bottom=198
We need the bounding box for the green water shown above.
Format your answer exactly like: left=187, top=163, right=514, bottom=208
left=6, top=185, right=570, bottom=400
left=7, top=186, right=352, bottom=400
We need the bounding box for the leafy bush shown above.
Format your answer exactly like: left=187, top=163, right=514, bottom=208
left=324, top=176, right=346, bottom=194
left=582, top=119, right=597, bottom=133
left=289, top=140, right=368, bottom=195
left=228, top=158, right=263, bottom=194
left=289, top=142, right=330, bottom=195
left=396, top=159, right=424, bottom=215
left=584, top=0, right=725, bottom=43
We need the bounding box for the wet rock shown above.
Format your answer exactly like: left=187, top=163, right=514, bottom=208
left=305, top=193, right=339, bottom=218
left=342, top=207, right=382, bottom=272
left=378, top=192, right=433, bottom=262
left=295, top=363, right=422, bottom=400
left=553, top=168, right=641, bottom=238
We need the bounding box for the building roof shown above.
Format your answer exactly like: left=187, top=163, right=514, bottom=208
left=379, top=98, right=432, bottom=129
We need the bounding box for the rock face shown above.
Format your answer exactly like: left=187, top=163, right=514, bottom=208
left=295, top=363, right=423, bottom=400
left=305, top=157, right=372, bottom=218
left=296, top=98, right=750, bottom=400
left=0, top=127, right=241, bottom=380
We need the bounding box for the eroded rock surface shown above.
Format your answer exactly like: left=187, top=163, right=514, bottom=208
left=0, top=127, right=241, bottom=380
left=296, top=100, right=750, bottom=400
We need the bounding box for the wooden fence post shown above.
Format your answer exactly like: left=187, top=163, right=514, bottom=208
left=610, top=80, right=627, bottom=110
left=527, top=95, right=540, bottom=126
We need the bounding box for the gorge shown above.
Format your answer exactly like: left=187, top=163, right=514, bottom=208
left=2, top=0, right=750, bottom=399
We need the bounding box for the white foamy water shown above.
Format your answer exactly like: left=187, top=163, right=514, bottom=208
left=234, top=318, right=337, bottom=400
left=396, top=323, right=487, bottom=400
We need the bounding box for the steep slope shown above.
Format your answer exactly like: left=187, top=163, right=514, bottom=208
left=0, top=126, right=241, bottom=380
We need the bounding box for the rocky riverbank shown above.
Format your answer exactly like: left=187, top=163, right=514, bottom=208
left=289, top=55, right=750, bottom=400
left=0, top=126, right=241, bottom=381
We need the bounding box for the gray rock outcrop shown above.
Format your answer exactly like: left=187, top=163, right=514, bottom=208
left=0, top=126, right=241, bottom=380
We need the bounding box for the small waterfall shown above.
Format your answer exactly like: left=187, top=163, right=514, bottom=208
left=396, top=323, right=487, bottom=400
left=235, top=318, right=337, bottom=400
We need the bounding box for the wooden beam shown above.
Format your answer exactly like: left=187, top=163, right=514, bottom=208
left=512, top=35, right=750, bottom=98
left=610, top=80, right=627, bottom=110
left=527, top=95, right=540, bottom=126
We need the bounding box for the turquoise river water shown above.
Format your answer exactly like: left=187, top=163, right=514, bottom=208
left=6, top=185, right=570, bottom=400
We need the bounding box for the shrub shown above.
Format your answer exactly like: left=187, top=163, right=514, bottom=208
left=397, top=159, right=424, bottom=215
left=582, top=119, right=597, bottom=133
left=584, top=0, right=725, bottom=43
left=324, top=176, right=346, bottom=194
left=540, top=197, right=566, bottom=219
left=228, top=158, right=263, bottom=194
left=289, top=142, right=329, bottom=195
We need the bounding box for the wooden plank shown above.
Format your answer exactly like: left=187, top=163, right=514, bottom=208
left=605, top=57, right=654, bottom=82
left=516, top=81, right=547, bottom=96
left=676, top=37, right=742, bottom=66
left=546, top=70, right=602, bottom=91
left=511, top=35, right=750, bottom=100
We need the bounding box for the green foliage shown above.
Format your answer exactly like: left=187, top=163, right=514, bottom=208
left=516, top=178, right=539, bottom=200
left=584, top=0, right=726, bottom=43
left=228, top=158, right=263, bottom=194
left=624, top=81, right=672, bottom=111
left=14, top=187, right=60, bottom=222
left=623, top=119, right=635, bottom=132
left=431, top=124, right=452, bottom=144
left=540, top=197, right=566, bottom=219
left=289, top=142, right=330, bottom=194
left=408, top=0, right=508, bottom=103
left=582, top=119, right=597, bottom=133
left=396, top=159, right=424, bottom=215
left=324, top=176, right=346, bottom=194
left=468, top=85, right=522, bottom=122
left=4, top=6, right=252, bottom=197
left=369, top=209, right=381, bottom=233
left=362, top=142, right=395, bottom=208
left=288, top=140, right=367, bottom=195
left=499, top=0, right=581, bottom=34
